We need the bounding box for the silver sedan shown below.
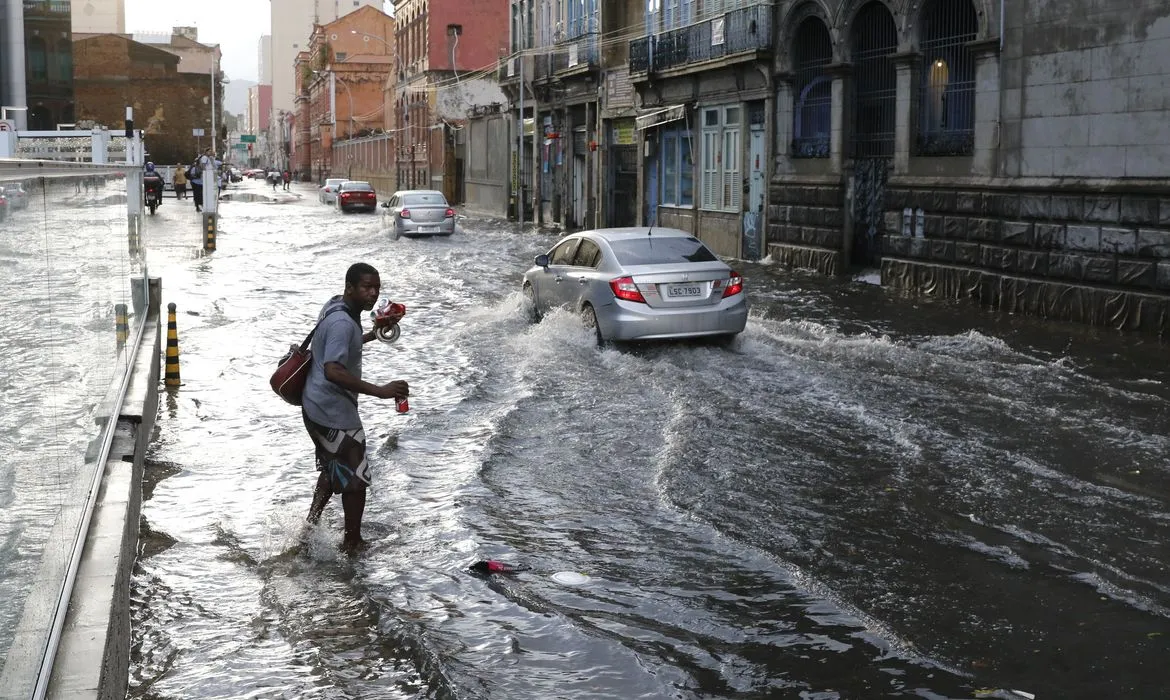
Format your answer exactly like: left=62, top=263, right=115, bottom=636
left=380, top=190, right=456, bottom=238
left=522, top=228, right=748, bottom=343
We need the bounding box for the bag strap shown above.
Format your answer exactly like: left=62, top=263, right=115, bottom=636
left=298, top=305, right=348, bottom=351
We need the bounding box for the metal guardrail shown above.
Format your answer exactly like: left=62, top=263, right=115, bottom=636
left=630, top=3, right=773, bottom=74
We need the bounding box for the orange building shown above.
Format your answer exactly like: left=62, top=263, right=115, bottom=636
left=293, top=5, right=395, bottom=184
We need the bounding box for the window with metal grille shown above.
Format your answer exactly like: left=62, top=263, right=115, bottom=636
left=849, top=2, right=897, bottom=158
left=792, top=16, right=832, bottom=158
left=916, top=0, right=977, bottom=156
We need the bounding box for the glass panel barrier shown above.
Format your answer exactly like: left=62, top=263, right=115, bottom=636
left=0, top=162, right=149, bottom=699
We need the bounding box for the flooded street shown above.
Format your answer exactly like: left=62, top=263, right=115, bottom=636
left=129, top=180, right=1170, bottom=699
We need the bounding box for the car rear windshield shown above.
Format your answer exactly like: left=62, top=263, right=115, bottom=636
left=608, top=237, right=718, bottom=265
left=402, top=193, right=448, bottom=206
left=342, top=182, right=373, bottom=191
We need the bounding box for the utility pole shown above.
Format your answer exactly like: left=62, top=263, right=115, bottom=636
left=517, top=0, right=525, bottom=230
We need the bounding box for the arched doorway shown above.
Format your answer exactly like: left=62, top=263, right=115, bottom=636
left=849, top=1, right=897, bottom=268
left=916, top=0, right=977, bottom=155
left=791, top=16, right=833, bottom=158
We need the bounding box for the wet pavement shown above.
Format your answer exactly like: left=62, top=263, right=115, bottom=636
left=128, top=179, right=1170, bottom=699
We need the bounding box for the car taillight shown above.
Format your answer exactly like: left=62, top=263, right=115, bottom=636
left=444, top=208, right=455, bottom=218
left=340, top=192, right=351, bottom=198
left=722, top=271, right=744, bottom=298
left=609, top=276, right=646, bottom=304
left=400, top=208, right=411, bottom=218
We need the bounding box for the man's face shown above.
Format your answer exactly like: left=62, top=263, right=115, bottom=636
left=347, top=273, right=381, bottom=311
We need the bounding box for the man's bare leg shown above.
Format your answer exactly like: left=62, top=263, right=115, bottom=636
left=307, top=471, right=333, bottom=524
left=341, top=489, right=367, bottom=551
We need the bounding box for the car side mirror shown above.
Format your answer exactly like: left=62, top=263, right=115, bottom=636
left=535, top=254, right=550, bottom=268
left=380, top=201, right=391, bottom=208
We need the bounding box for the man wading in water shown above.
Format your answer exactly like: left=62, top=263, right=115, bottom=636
left=302, top=263, right=409, bottom=552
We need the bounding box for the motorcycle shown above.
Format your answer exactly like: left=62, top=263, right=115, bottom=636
left=145, top=188, right=160, bottom=215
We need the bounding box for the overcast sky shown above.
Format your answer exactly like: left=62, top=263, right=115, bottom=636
left=124, top=0, right=393, bottom=84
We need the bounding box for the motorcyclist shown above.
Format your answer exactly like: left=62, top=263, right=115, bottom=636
left=143, top=162, right=165, bottom=207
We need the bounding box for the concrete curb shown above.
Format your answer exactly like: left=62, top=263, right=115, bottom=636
left=47, top=313, right=160, bottom=699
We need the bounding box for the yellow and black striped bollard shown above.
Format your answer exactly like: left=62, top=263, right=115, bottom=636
left=165, top=302, right=181, bottom=387
left=115, top=303, right=128, bottom=349
left=203, top=212, right=216, bottom=252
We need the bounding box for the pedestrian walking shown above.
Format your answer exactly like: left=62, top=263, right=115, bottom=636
left=282, top=169, right=291, bottom=191
left=301, top=262, right=409, bottom=552
left=188, top=154, right=205, bottom=212
left=173, top=166, right=188, bottom=199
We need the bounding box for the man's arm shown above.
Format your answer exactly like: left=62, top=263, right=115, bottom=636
left=323, top=362, right=407, bottom=400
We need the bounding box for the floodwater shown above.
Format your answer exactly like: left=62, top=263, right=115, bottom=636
left=128, top=180, right=1169, bottom=699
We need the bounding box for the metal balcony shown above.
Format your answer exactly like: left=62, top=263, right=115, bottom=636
left=630, top=3, right=773, bottom=75
left=552, top=31, right=599, bottom=74
left=23, top=0, right=70, bottom=14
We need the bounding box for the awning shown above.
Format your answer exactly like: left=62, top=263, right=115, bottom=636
left=635, top=104, right=686, bottom=131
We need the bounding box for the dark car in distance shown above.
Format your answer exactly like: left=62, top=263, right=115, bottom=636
left=336, top=181, right=378, bottom=213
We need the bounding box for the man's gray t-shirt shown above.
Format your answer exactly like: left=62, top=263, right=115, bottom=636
left=302, top=296, right=363, bottom=429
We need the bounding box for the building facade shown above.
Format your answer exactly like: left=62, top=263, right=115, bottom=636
left=292, top=5, right=396, bottom=183
left=394, top=0, right=509, bottom=202
left=70, top=0, right=123, bottom=34
left=73, top=34, right=217, bottom=164
left=25, top=0, right=76, bottom=130
left=258, top=34, right=272, bottom=84
left=269, top=0, right=383, bottom=117
left=763, top=0, right=1170, bottom=333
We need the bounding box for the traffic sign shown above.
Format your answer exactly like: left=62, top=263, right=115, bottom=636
left=192, top=128, right=205, bottom=136
left=240, top=134, right=256, bottom=143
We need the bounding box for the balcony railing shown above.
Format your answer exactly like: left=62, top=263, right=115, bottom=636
left=630, top=3, right=773, bottom=74
left=23, top=0, right=70, bottom=14
left=553, top=31, right=599, bottom=74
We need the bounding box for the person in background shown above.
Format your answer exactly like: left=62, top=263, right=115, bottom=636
left=188, top=153, right=205, bottom=212
left=282, top=169, right=291, bottom=191
left=301, top=262, right=408, bottom=552
left=143, top=162, right=165, bottom=207
left=173, top=165, right=188, bottom=199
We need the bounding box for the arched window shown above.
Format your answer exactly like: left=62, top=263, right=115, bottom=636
left=849, top=2, right=897, bottom=158
left=916, top=0, right=977, bottom=155
left=791, top=16, right=832, bottom=158
left=26, top=37, right=48, bottom=81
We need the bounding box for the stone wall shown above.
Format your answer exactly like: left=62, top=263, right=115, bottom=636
left=881, top=184, right=1170, bottom=334
left=1003, top=0, right=1170, bottom=179
left=766, top=181, right=845, bottom=274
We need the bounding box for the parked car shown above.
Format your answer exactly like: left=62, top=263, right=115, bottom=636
left=318, top=178, right=348, bottom=205
left=521, top=228, right=748, bottom=344
left=335, top=180, right=378, bottom=213
left=0, top=182, right=29, bottom=210
left=380, top=190, right=456, bottom=237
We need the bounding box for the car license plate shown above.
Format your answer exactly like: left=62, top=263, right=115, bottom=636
left=418, top=226, right=439, bottom=233
left=666, top=284, right=703, bottom=298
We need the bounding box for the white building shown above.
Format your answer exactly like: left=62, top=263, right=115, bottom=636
left=71, top=0, right=125, bottom=33
left=258, top=34, right=272, bottom=84
left=268, top=0, right=383, bottom=116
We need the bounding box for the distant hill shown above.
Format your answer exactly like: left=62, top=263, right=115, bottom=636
left=224, top=79, right=257, bottom=118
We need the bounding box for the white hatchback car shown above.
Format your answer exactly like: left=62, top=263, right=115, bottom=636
left=318, top=178, right=349, bottom=205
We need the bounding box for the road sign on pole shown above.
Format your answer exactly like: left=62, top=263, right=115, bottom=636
left=192, top=128, right=205, bottom=136
left=240, top=134, right=256, bottom=143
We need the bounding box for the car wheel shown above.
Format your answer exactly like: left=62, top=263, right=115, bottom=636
left=580, top=304, right=604, bottom=346
left=522, top=284, right=540, bottom=323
